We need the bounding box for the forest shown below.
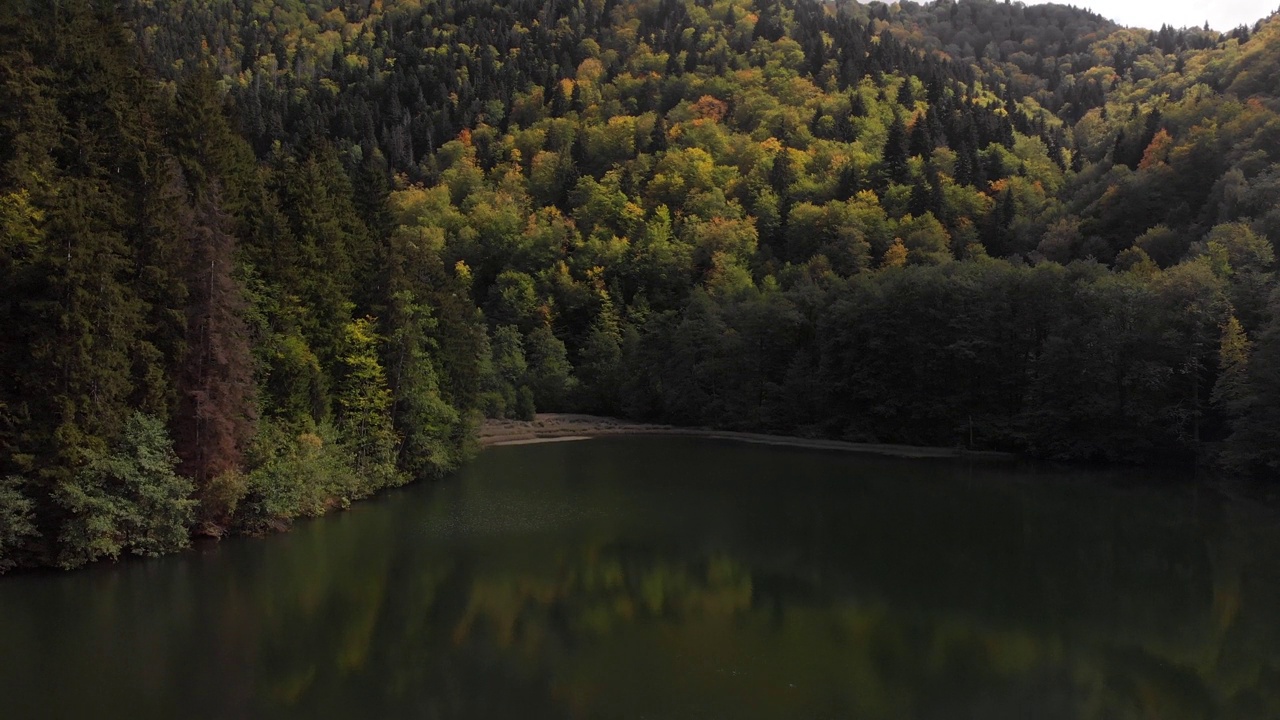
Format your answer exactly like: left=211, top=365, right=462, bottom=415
left=2, top=0, right=1280, bottom=572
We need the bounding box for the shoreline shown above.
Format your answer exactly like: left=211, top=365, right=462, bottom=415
left=480, top=414, right=1017, bottom=461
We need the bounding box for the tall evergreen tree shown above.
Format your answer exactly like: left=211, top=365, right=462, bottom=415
left=881, top=113, right=911, bottom=186
left=1222, top=296, right=1280, bottom=474
left=172, top=182, right=257, bottom=508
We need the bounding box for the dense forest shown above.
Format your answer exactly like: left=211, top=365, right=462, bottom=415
left=2, top=0, right=1280, bottom=572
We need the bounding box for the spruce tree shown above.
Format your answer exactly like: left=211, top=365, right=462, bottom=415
left=880, top=113, right=911, bottom=186
left=172, top=184, right=258, bottom=509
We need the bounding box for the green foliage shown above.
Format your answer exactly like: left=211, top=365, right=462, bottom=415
left=576, top=297, right=626, bottom=415
left=336, top=318, right=402, bottom=490
left=237, top=420, right=358, bottom=533
left=265, top=331, right=329, bottom=425
left=54, top=414, right=196, bottom=569
left=114, top=0, right=1280, bottom=472
left=385, top=292, right=466, bottom=480
left=0, top=0, right=482, bottom=570
left=0, top=190, right=42, bottom=262
left=479, top=324, right=535, bottom=420
left=1221, top=294, right=1280, bottom=474
left=0, top=475, right=37, bottom=573
left=898, top=212, right=953, bottom=266
left=487, top=270, right=542, bottom=332
left=1213, top=315, right=1252, bottom=414
left=524, top=326, right=578, bottom=412
left=8, top=0, right=1280, bottom=572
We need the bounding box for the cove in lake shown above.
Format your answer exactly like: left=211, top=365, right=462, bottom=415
left=1, top=437, right=1279, bottom=719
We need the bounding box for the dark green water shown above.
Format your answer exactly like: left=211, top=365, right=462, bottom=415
left=2, top=437, right=1279, bottom=719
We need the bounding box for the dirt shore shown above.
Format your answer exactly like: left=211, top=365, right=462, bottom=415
left=480, top=413, right=1016, bottom=460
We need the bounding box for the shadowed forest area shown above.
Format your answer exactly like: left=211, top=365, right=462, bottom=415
left=3, top=0, right=1280, bottom=571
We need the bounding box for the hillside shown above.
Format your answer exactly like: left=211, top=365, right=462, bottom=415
left=2, top=0, right=1279, bottom=571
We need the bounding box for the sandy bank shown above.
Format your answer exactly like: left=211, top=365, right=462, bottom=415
left=480, top=414, right=1017, bottom=461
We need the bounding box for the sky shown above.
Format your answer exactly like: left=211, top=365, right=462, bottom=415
left=1020, top=0, right=1276, bottom=31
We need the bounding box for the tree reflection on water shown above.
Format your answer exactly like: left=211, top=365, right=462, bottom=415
left=1, top=438, right=1278, bottom=719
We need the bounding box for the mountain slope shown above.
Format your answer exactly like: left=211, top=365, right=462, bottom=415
left=3, top=0, right=1280, bottom=571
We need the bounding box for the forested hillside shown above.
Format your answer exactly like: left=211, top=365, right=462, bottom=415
left=3, top=0, right=1280, bottom=571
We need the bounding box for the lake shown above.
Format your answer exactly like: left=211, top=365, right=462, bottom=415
left=2, top=437, right=1279, bottom=719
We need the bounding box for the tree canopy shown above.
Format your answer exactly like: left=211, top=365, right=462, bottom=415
left=3, top=0, right=1280, bottom=571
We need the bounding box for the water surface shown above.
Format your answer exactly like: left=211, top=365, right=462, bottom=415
left=2, top=437, right=1279, bottom=719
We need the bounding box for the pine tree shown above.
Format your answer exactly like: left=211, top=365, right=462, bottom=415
left=908, top=119, right=933, bottom=160
left=337, top=318, right=401, bottom=492
left=172, top=182, right=258, bottom=515
left=577, top=292, right=625, bottom=414
left=896, top=77, right=916, bottom=107
left=836, top=162, right=864, bottom=201
left=880, top=113, right=911, bottom=186
left=1213, top=315, right=1251, bottom=413
left=384, top=290, right=465, bottom=479
left=1221, top=299, right=1280, bottom=474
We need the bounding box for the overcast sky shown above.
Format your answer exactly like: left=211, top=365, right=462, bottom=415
left=1019, top=0, right=1276, bottom=31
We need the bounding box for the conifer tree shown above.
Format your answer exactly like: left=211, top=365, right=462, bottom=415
left=881, top=113, right=911, bottom=186
left=337, top=318, right=401, bottom=491
left=384, top=289, right=465, bottom=479
left=1222, top=298, right=1280, bottom=474
left=172, top=184, right=258, bottom=507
